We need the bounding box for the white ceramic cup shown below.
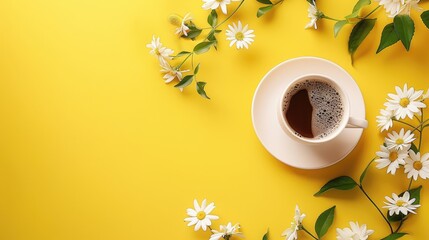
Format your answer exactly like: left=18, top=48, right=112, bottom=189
left=277, top=74, right=368, bottom=144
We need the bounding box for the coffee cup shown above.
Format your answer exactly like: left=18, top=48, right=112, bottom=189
left=277, top=74, right=368, bottom=144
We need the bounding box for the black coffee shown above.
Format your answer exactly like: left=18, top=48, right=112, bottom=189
left=283, top=80, right=344, bottom=139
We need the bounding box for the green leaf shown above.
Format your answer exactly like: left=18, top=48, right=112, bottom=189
left=315, top=206, right=336, bottom=238
left=334, top=20, right=348, bottom=37
left=410, top=142, right=418, bottom=153
left=348, top=19, right=376, bottom=57
left=193, top=41, right=215, bottom=54
left=381, top=233, right=407, bottom=240
left=315, top=176, right=357, bottom=196
left=387, top=186, right=422, bottom=222
left=194, top=63, right=200, bottom=74
left=360, top=158, right=375, bottom=185
left=346, top=0, right=371, bottom=18
left=262, top=229, right=269, bottom=240
left=257, top=5, right=274, bottom=18
left=257, top=0, right=273, bottom=4
left=184, top=28, right=202, bottom=39
left=174, top=75, right=193, bottom=88
left=421, top=10, right=429, bottom=29
left=394, top=15, right=414, bottom=51
left=377, top=23, right=400, bottom=53
left=173, top=51, right=191, bottom=58
left=196, top=81, right=210, bottom=99
left=207, top=10, right=218, bottom=27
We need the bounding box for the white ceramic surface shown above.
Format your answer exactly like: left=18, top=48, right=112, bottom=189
left=251, top=57, right=366, bottom=169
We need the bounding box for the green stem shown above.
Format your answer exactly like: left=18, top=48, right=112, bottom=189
left=395, top=219, right=405, bottom=233
left=322, top=15, right=342, bottom=21
left=273, top=0, right=284, bottom=6
left=408, top=178, right=413, bottom=190
left=215, top=0, right=245, bottom=28
left=362, top=5, right=381, bottom=19
left=359, top=186, right=394, bottom=233
left=176, top=52, right=193, bottom=69
left=418, top=112, right=424, bottom=151
left=301, top=226, right=319, bottom=240
left=392, top=119, right=415, bottom=129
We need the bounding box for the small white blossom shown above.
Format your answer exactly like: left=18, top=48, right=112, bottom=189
left=383, top=191, right=420, bottom=216
left=385, top=84, right=426, bottom=119
left=305, top=1, right=321, bottom=29
left=202, top=0, right=240, bottom=15
left=404, top=150, right=429, bottom=180
left=336, top=221, right=374, bottom=240
left=376, top=109, right=394, bottom=132
left=385, top=128, right=415, bottom=151
left=209, top=222, right=243, bottom=240
left=423, top=88, right=429, bottom=100
left=398, top=0, right=423, bottom=15
left=226, top=21, right=255, bottom=49
left=159, top=61, right=189, bottom=83
left=375, top=0, right=404, bottom=17
left=174, top=13, right=193, bottom=37
left=185, top=199, right=219, bottom=231
left=282, top=205, right=305, bottom=240
left=375, top=145, right=408, bottom=175
left=146, top=35, right=174, bottom=64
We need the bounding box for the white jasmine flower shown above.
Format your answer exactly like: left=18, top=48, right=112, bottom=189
left=209, top=222, right=243, bottom=240
left=376, top=109, right=394, bottom=132
left=385, top=84, right=426, bottom=119
left=185, top=199, right=219, bottom=231
left=375, top=0, right=404, bottom=17
left=174, top=13, right=192, bottom=37
left=404, top=150, right=429, bottom=180
left=202, top=0, right=240, bottom=15
left=282, top=205, right=305, bottom=240
left=423, top=89, right=429, bottom=100
left=305, top=1, right=322, bottom=29
left=398, top=0, right=423, bottom=15
left=385, top=128, right=415, bottom=151
left=336, top=221, right=374, bottom=240
left=146, top=35, right=174, bottom=64
left=159, top=61, right=189, bottom=83
left=375, top=145, right=408, bottom=175
left=383, top=191, right=420, bottom=216
left=226, top=21, right=255, bottom=49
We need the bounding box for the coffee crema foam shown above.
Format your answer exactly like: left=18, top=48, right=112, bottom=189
left=283, top=80, right=344, bottom=139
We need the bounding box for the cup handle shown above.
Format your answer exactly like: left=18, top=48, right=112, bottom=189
left=346, top=117, right=368, bottom=128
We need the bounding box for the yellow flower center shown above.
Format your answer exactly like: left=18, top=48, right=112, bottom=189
left=413, top=161, right=423, bottom=170
left=235, top=32, right=244, bottom=41
left=395, top=138, right=404, bottom=145
left=396, top=200, right=406, bottom=207
left=155, top=49, right=161, bottom=56
left=389, top=152, right=398, bottom=162
left=196, top=211, right=206, bottom=220
left=399, top=98, right=410, bottom=107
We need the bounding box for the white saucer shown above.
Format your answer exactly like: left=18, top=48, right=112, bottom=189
left=251, top=57, right=366, bottom=169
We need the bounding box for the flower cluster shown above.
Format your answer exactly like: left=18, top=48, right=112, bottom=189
left=375, top=84, right=428, bottom=180
left=185, top=199, right=243, bottom=240
left=148, top=0, right=255, bottom=98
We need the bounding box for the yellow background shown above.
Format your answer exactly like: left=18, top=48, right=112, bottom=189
left=1, top=0, right=429, bottom=239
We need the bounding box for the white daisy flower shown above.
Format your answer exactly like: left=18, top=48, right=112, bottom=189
left=375, top=0, right=404, bottom=17
left=209, top=222, right=243, bottom=240
left=146, top=35, right=174, bottom=64
left=404, top=150, right=429, bottom=180
left=375, top=145, right=408, bottom=175
left=202, top=0, right=240, bottom=15
left=226, top=21, right=255, bottom=49
left=385, top=84, right=426, bottom=119
left=336, top=221, right=374, bottom=240
left=398, top=0, right=423, bottom=15
left=281, top=205, right=305, bottom=240
left=185, top=199, right=219, bottom=231
left=376, top=109, right=394, bottom=132
left=383, top=191, right=420, bottom=216
left=173, top=13, right=192, bottom=37
left=305, top=1, right=321, bottom=29
left=385, top=128, right=415, bottom=151
left=159, top=61, right=189, bottom=83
